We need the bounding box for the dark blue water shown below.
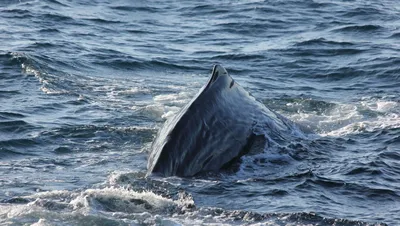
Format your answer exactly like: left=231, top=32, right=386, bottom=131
left=1, top=0, right=399, bottom=225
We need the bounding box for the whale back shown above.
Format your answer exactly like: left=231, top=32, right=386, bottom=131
left=147, top=65, right=297, bottom=177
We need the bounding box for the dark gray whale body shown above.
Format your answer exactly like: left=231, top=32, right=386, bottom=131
left=147, top=65, right=302, bottom=177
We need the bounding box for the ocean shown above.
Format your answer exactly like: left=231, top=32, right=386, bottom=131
left=0, top=0, right=399, bottom=225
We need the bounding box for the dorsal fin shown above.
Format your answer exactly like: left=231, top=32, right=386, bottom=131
left=205, top=65, right=229, bottom=89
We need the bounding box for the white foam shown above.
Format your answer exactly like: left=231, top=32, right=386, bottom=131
left=361, top=98, right=398, bottom=113
left=162, top=106, right=182, bottom=119
left=152, top=90, right=197, bottom=121
left=21, top=62, right=41, bottom=77
left=107, top=171, right=146, bottom=186
left=1, top=204, right=35, bottom=219
left=23, top=190, right=72, bottom=200
left=30, top=218, right=52, bottom=226
left=40, top=86, right=69, bottom=95
left=290, top=97, right=400, bottom=137
left=153, top=94, right=179, bottom=102
left=118, top=87, right=150, bottom=95
left=0, top=186, right=183, bottom=224
left=132, top=104, right=165, bottom=119
left=153, top=92, right=193, bottom=105
left=70, top=188, right=177, bottom=213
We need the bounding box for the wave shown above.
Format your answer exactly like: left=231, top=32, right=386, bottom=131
left=384, top=135, right=400, bottom=145
left=0, top=111, right=25, bottom=119
left=93, top=57, right=202, bottom=71
left=379, top=150, right=400, bottom=161
left=298, top=175, right=400, bottom=199
left=0, top=120, right=37, bottom=133
left=321, top=67, right=366, bottom=80
left=287, top=47, right=365, bottom=57
left=179, top=4, right=231, bottom=16
left=40, top=13, right=74, bottom=22
left=333, top=24, right=383, bottom=33
left=34, top=124, right=155, bottom=155
left=38, top=28, right=61, bottom=33
left=126, top=29, right=155, bottom=34
left=294, top=38, right=354, bottom=47
left=266, top=97, right=337, bottom=116
left=0, top=186, right=387, bottom=225
left=0, top=138, right=38, bottom=148
left=0, top=90, right=21, bottom=97
left=252, top=6, right=283, bottom=14
left=2, top=52, right=31, bottom=67
left=341, top=7, right=383, bottom=18
left=0, top=148, right=26, bottom=157
left=211, top=53, right=266, bottom=61
left=3, top=52, right=91, bottom=97
left=0, top=8, right=33, bottom=18
left=369, top=57, right=400, bottom=80
left=389, top=32, right=400, bottom=38
left=215, top=22, right=283, bottom=35
left=84, top=18, right=123, bottom=24
left=109, top=5, right=162, bottom=13
left=44, top=0, right=69, bottom=7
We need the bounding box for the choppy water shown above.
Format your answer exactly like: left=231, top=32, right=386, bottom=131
left=0, top=0, right=399, bottom=225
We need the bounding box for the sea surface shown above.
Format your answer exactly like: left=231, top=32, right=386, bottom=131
left=1, top=0, right=399, bottom=225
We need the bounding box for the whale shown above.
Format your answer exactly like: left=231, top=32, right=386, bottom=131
left=147, top=65, right=303, bottom=177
